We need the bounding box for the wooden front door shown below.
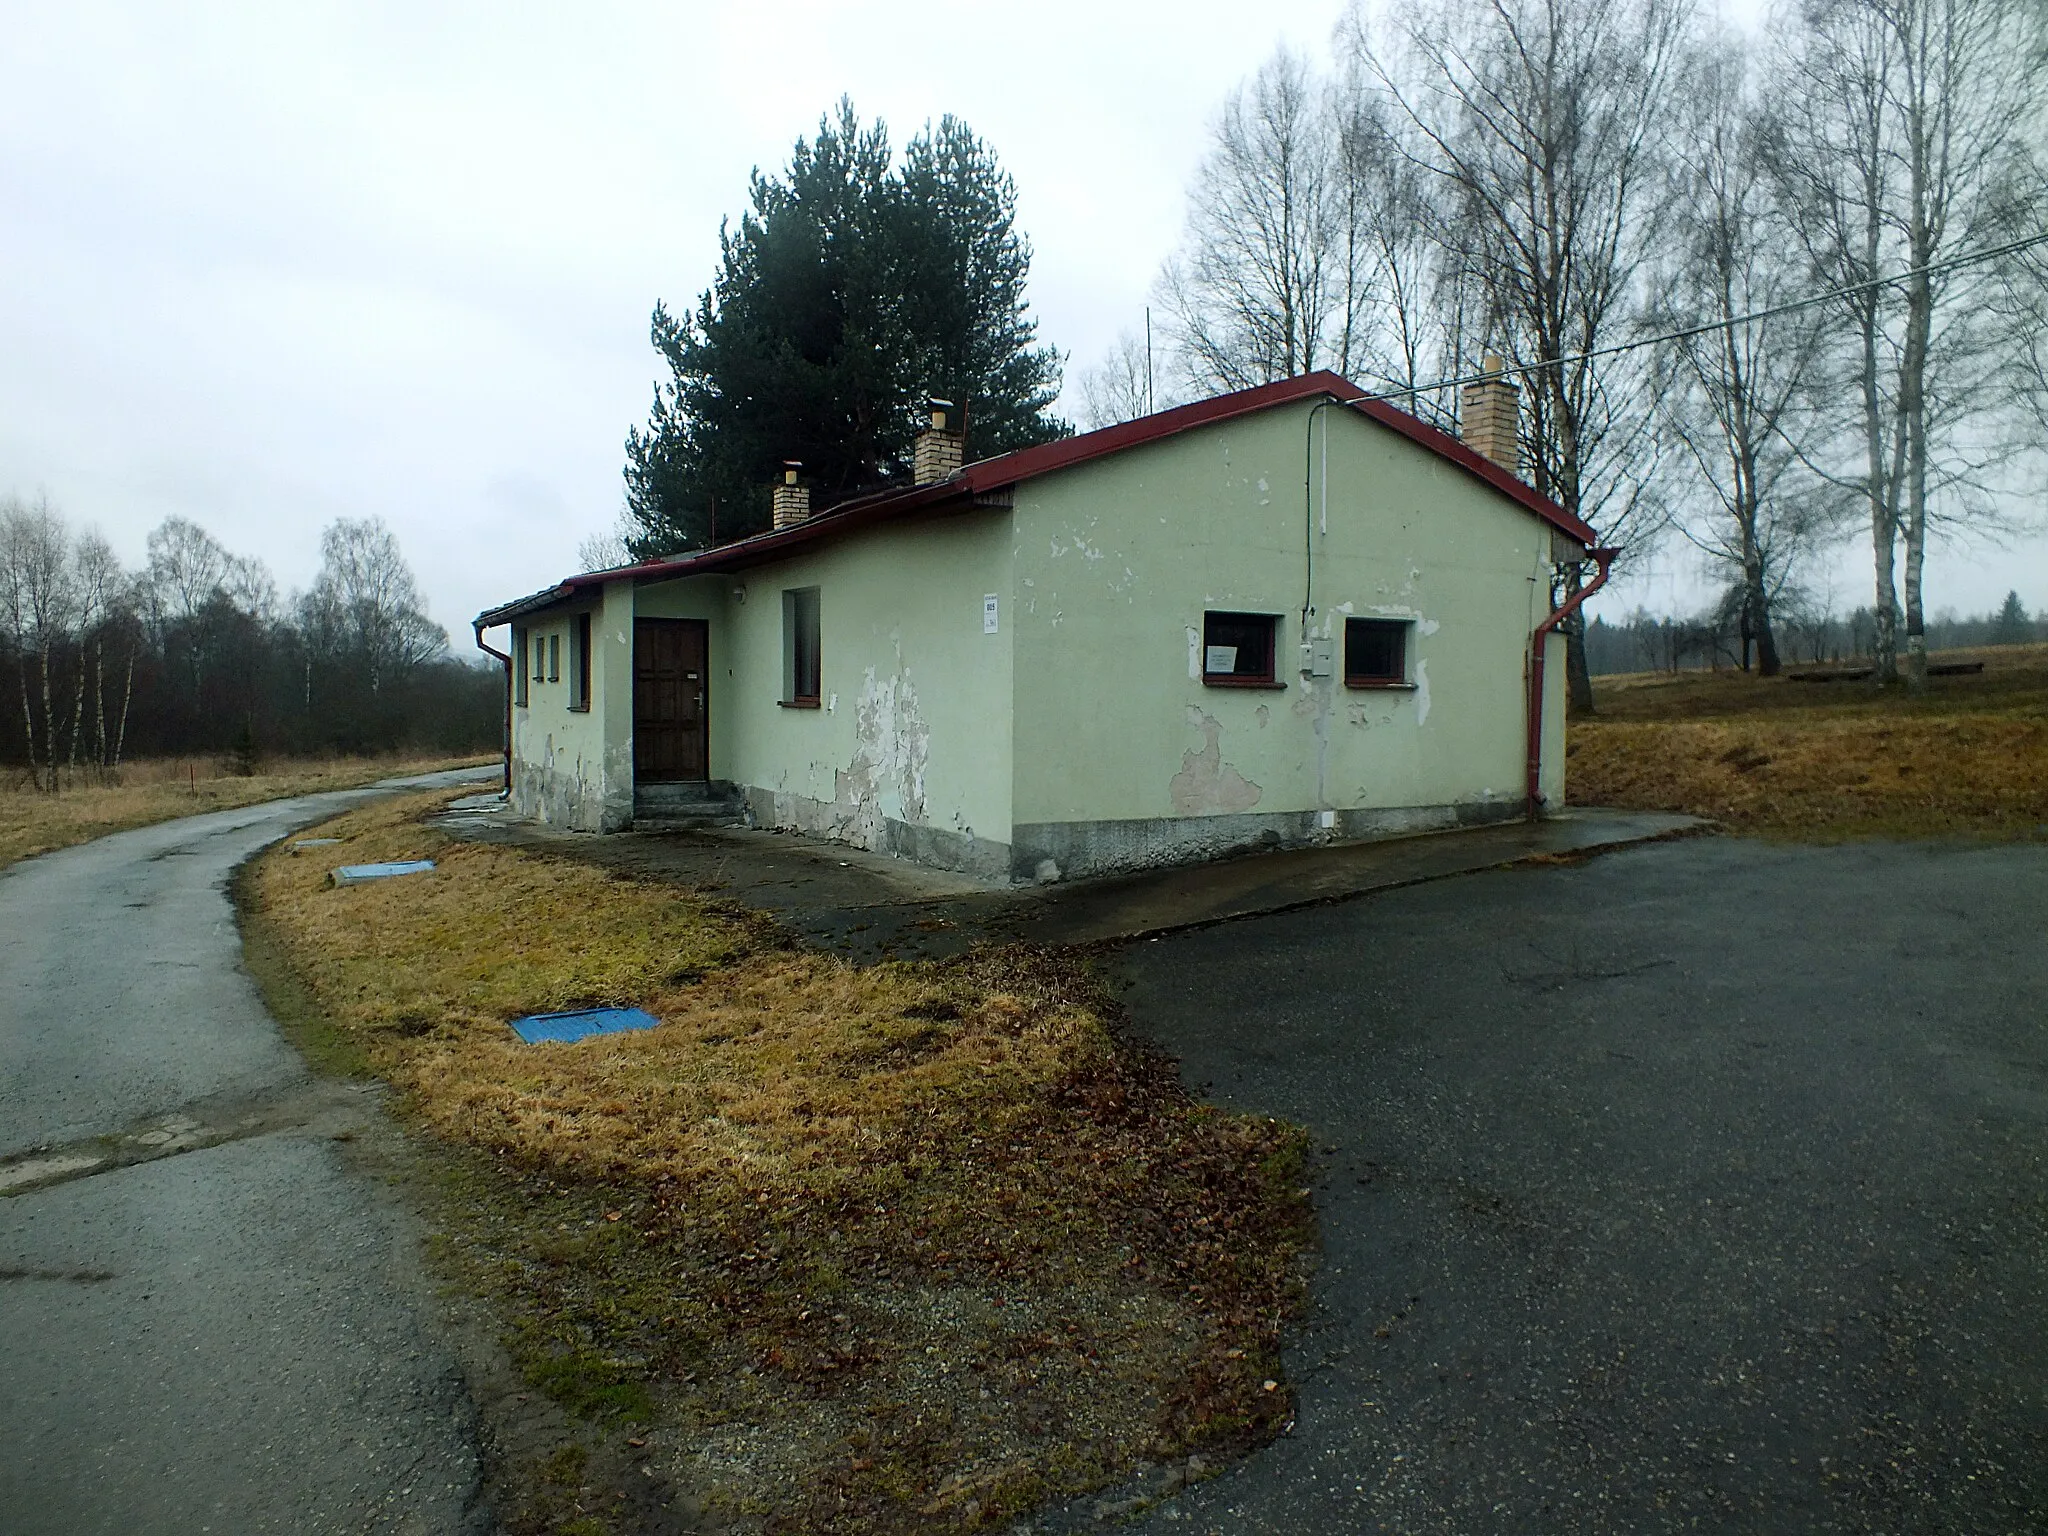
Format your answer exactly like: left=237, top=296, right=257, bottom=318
left=634, top=618, right=708, bottom=781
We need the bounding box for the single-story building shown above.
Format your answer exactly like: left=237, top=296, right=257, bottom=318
left=476, top=369, right=1610, bottom=884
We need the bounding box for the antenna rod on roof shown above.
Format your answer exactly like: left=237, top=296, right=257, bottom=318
left=1145, top=306, right=1154, bottom=416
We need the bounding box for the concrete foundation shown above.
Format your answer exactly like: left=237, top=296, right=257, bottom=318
left=742, top=786, right=1012, bottom=882
left=510, top=741, right=630, bottom=834
left=1010, top=798, right=1525, bottom=884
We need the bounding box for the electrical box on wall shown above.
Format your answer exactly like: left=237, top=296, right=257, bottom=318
left=1301, top=638, right=1334, bottom=677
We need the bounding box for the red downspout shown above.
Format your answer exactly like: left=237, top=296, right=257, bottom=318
left=473, top=622, right=512, bottom=793
left=1526, top=547, right=1618, bottom=820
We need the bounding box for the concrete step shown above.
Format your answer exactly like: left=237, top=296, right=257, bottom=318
left=633, top=779, right=745, bottom=829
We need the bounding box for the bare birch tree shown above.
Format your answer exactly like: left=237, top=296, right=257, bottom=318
left=66, top=530, right=127, bottom=770
left=576, top=515, right=637, bottom=574
left=297, top=517, right=446, bottom=696
left=1656, top=37, right=1836, bottom=676
left=0, top=496, right=77, bottom=790
left=1325, top=71, right=1488, bottom=431
left=1161, top=48, right=1353, bottom=392
left=1771, top=0, right=2048, bottom=687
left=1351, top=0, right=1697, bottom=712
left=1076, top=329, right=1160, bottom=430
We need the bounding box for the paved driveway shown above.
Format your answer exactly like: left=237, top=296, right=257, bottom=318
left=1107, top=837, right=2048, bottom=1534
left=0, top=772, right=496, bottom=1535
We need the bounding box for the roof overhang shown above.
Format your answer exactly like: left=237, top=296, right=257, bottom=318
left=474, top=372, right=1595, bottom=629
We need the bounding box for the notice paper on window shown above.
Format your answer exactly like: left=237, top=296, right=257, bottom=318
left=1205, top=645, right=1238, bottom=673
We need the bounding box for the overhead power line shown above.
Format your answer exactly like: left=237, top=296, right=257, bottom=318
left=1355, top=229, right=2048, bottom=405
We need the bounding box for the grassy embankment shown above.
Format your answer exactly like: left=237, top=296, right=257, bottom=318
left=1569, top=642, right=2048, bottom=840
left=244, top=791, right=1311, bottom=1535
left=0, top=752, right=495, bottom=871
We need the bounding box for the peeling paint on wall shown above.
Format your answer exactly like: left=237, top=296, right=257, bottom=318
left=1414, top=660, right=1432, bottom=725
left=1169, top=709, right=1263, bottom=816
left=830, top=665, right=931, bottom=848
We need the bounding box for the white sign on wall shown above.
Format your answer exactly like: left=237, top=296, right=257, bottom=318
left=983, top=594, right=999, bottom=634
left=1205, top=645, right=1238, bottom=673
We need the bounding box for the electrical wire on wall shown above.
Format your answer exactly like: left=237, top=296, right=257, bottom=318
left=1302, top=398, right=1337, bottom=637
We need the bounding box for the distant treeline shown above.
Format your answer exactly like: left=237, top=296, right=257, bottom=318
left=1588, top=590, right=2042, bottom=677
left=0, top=496, right=500, bottom=786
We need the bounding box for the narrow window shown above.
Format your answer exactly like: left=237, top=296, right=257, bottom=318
left=1344, top=618, right=1411, bottom=687
left=782, top=587, right=821, bottom=706
left=568, top=613, right=592, bottom=711
left=532, top=631, right=547, bottom=682
left=513, top=630, right=529, bottom=707
left=1202, top=611, right=1281, bottom=687
left=547, top=633, right=560, bottom=684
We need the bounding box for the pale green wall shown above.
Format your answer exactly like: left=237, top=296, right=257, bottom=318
left=509, top=595, right=623, bottom=830
left=1008, top=401, right=1559, bottom=869
left=504, top=397, right=1572, bottom=871
left=633, top=510, right=1015, bottom=875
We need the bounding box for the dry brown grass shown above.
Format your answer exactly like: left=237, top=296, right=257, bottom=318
left=0, top=752, right=495, bottom=870
left=1570, top=642, right=2048, bottom=839
left=246, top=793, right=1311, bottom=1535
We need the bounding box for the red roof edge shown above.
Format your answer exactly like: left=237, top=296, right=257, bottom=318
left=475, top=371, right=1592, bottom=628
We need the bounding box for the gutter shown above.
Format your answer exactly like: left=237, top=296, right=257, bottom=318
left=1526, top=547, right=1618, bottom=820
left=472, top=621, right=512, bottom=793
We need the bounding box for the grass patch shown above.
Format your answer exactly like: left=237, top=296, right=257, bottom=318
left=0, top=751, right=494, bottom=871
left=246, top=791, right=1313, bottom=1534
left=1570, top=643, right=2048, bottom=840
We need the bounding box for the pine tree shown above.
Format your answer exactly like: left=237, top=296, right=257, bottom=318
left=1991, top=590, right=2032, bottom=646
left=622, top=102, right=1066, bottom=558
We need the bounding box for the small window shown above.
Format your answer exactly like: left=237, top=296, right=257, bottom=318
left=531, top=630, right=546, bottom=682
left=1202, top=611, right=1281, bottom=687
left=1345, top=618, right=1411, bottom=686
left=783, top=588, right=821, bottom=706
left=547, top=633, right=560, bottom=683
left=568, top=613, right=592, bottom=711
left=513, top=630, right=529, bottom=707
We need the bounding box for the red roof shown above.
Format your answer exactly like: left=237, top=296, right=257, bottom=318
left=477, top=371, right=1591, bottom=628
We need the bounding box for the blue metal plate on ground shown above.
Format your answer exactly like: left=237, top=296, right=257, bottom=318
left=510, top=1007, right=661, bottom=1045
left=330, top=860, right=436, bottom=886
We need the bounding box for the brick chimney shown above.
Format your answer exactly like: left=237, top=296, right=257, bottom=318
left=912, top=398, right=963, bottom=486
left=1460, top=354, right=1521, bottom=475
left=771, top=462, right=810, bottom=530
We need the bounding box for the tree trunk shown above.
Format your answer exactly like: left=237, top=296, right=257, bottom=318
left=91, top=638, right=107, bottom=772
left=66, top=647, right=87, bottom=770
left=1862, top=298, right=1900, bottom=686
left=1564, top=612, right=1594, bottom=713
left=1898, top=70, right=1936, bottom=694
left=1561, top=565, right=1594, bottom=714
left=17, top=659, right=40, bottom=792
left=37, top=638, right=57, bottom=794
left=112, top=649, right=134, bottom=770
left=1740, top=525, right=1780, bottom=677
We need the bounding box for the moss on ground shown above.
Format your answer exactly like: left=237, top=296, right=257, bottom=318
left=245, top=790, right=1313, bottom=1535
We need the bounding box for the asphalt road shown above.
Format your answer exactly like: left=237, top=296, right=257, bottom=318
left=0, top=772, right=498, bottom=1536
left=1107, top=836, right=2048, bottom=1535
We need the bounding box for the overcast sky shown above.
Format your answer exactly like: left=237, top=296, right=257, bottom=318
left=2, top=0, right=2037, bottom=650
